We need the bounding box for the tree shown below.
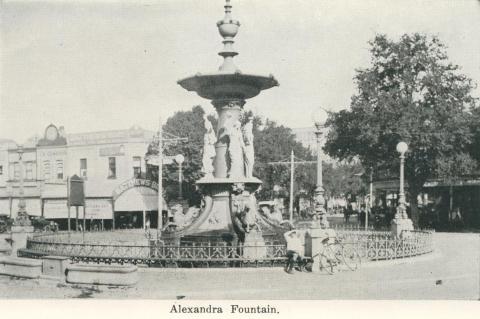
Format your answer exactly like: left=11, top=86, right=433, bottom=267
left=253, top=118, right=316, bottom=201
left=146, top=105, right=216, bottom=205
left=323, top=162, right=367, bottom=199
left=469, top=107, right=480, bottom=164
left=324, top=33, right=478, bottom=225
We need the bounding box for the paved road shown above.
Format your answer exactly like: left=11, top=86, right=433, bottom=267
left=0, top=232, right=478, bottom=299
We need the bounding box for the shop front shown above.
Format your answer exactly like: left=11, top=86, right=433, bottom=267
left=43, top=198, right=113, bottom=231
left=112, top=178, right=168, bottom=230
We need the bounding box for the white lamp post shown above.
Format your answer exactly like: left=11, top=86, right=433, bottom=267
left=17, top=145, right=26, bottom=216
left=396, top=141, right=408, bottom=219
left=174, top=154, right=185, bottom=200
left=13, top=144, right=32, bottom=227
left=313, top=108, right=329, bottom=228
left=391, top=141, right=414, bottom=237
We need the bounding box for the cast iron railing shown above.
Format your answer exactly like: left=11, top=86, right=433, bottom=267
left=19, top=229, right=434, bottom=266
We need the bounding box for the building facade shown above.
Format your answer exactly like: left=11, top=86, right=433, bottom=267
left=0, top=124, right=167, bottom=230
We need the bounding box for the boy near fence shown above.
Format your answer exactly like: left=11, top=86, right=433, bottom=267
left=283, top=229, right=306, bottom=274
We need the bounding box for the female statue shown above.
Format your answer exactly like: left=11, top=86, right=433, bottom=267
left=227, top=119, right=245, bottom=178
left=201, top=114, right=217, bottom=177
left=242, top=116, right=254, bottom=178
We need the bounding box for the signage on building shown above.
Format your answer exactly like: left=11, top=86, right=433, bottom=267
left=85, top=199, right=112, bottom=219
left=145, top=155, right=175, bottom=166
left=68, top=131, right=128, bottom=146
left=44, top=198, right=112, bottom=219
left=38, top=149, right=67, bottom=157
left=43, top=199, right=69, bottom=219
left=112, top=178, right=158, bottom=200
left=424, top=179, right=480, bottom=187
left=99, top=145, right=125, bottom=157
left=68, top=175, right=85, bottom=206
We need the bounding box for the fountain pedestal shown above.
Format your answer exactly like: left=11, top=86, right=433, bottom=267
left=168, top=1, right=278, bottom=246
left=10, top=225, right=34, bottom=255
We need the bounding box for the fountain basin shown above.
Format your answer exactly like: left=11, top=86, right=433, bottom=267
left=178, top=73, right=278, bottom=100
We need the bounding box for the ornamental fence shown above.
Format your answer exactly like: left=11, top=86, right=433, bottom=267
left=19, top=229, right=434, bottom=267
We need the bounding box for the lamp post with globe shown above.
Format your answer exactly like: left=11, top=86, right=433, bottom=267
left=174, top=154, right=185, bottom=200
left=313, top=108, right=329, bottom=228
left=391, top=141, right=414, bottom=236
left=396, top=142, right=408, bottom=219
left=10, top=144, right=33, bottom=256
left=15, top=144, right=30, bottom=225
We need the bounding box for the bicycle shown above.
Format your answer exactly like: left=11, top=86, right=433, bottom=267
left=313, top=236, right=361, bottom=274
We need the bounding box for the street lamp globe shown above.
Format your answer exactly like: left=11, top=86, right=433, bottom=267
left=174, top=154, right=185, bottom=164
left=313, top=108, right=328, bottom=129
left=396, top=141, right=408, bottom=154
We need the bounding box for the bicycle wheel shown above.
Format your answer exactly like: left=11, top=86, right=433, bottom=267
left=333, top=243, right=344, bottom=265
left=342, top=245, right=361, bottom=271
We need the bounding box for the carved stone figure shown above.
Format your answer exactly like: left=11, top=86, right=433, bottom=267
left=201, top=114, right=217, bottom=177
left=243, top=194, right=260, bottom=233
left=231, top=183, right=260, bottom=239
left=226, top=119, right=245, bottom=178
left=242, top=116, right=254, bottom=178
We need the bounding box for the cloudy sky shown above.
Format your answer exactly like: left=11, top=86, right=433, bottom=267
left=1, top=0, right=479, bottom=143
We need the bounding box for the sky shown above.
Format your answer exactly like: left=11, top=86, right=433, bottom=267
left=1, top=0, right=479, bottom=143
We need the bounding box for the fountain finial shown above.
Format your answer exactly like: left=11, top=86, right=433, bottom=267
left=217, top=0, right=240, bottom=72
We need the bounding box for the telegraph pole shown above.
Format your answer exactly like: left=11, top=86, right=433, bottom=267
left=153, top=116, right=188, bottom=235
left=289, top=151, right=294, bottom=222
left=268, top=151, right=317, bottom=223
left=368, top=167, right=373, bottom=230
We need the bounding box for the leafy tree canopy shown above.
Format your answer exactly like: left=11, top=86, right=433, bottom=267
left=252, top=116, right=316, bottom=200
left=324, top=33, right=479, bottom=223
left=146, top=105, right=214, bottom=204
left=323, top=162, right=366, bottom=199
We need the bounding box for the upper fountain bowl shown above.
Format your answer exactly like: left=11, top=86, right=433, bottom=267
left=178, top=72, right=279, bottom=101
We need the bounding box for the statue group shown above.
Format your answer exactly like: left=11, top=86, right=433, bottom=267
left=203, top=114, right=255, bottom=179
left=201, top=113, right=259, bottom=239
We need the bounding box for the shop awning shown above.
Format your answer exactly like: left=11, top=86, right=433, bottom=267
left=114, top=186, right=167, bottom=212
left=44, top=199, right=113, bottom=219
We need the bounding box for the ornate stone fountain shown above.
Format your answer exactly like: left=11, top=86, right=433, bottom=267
left=168, top=1, right=279, bottom=252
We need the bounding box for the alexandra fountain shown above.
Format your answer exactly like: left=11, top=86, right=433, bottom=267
left=163, top=1, right=279, bottom=257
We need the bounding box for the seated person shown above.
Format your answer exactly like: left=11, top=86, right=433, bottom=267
left=283, top=229, right=306, bottom=274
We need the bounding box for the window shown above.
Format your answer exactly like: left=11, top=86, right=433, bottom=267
left=80, top=158, right=87, bottom=178
left=56, top=160, right=63, bottom=180
left=43, top=161, right=51, bottom=180
left=26, top=162, right=33, bottom=180
left=14, top=163, right=20, bottom=180
left=108, top=157, right=116, bottom=179
left=133, top=156, right=141, bottom=178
